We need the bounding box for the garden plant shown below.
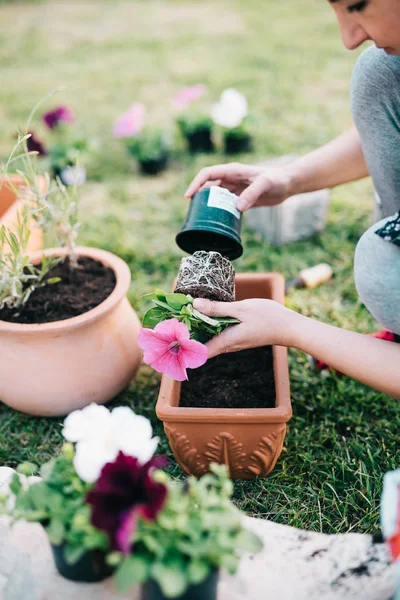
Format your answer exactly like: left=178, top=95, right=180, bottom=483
left=1, top=404, right=262, bottom=599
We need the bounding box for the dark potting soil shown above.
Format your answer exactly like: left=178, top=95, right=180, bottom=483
left=180, top=346, right=275, bottom=409
left=0, top=257, right=116, bottom=324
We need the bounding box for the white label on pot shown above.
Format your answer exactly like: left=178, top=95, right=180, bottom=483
left=207, top=187, right=241, bottom=219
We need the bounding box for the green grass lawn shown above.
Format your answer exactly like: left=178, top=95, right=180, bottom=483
left=0, top=0, right=398, bottom=535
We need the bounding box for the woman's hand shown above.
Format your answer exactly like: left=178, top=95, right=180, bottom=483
left=193, top=298, right=297, bottom=358
left=184, top=162, right=296, bottom=212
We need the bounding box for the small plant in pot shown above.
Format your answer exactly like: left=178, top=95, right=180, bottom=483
left=28, top=104, right=93, bottom=185
left=172, top=84, right=214, bottom=154
left=113, top=103, right=171, bottom=175
left=211, top=89, right=254, bottom=155
left=1, top=404, right=162, bottom=583
left=177, top=114, right=215, bottom=155
left=114, top=463, right=263, bottom=599
left=127, top=128, right=171, bottom=176
left=0, top=116, right=142, bottom=416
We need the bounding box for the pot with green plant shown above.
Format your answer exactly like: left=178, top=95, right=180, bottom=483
left=28, top=104, right=94, bottom=185
left=2, top=404, right=262, bottom=594
left=177, top=114, right=215, bottom=154
left=172, top=84, right=214, bottom=154
left=211, top=89, right=254, bottom=154
left=138, top=251, right=292, bottom=480
left=127, top=128, right=171, bottom=175
left=1, top=404, right=163, bottom=582
left=223, top=122, right=254, bottom=154
left=0, top=128, right=142, bottom=416
left=114, top=463, right=262, bottom=599
left=113, top=103, right=170, bottom=175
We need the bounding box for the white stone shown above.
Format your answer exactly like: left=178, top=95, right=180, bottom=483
left=0, top=467, right=396, bottom=599
left=245, top=155, right=330, bottom=246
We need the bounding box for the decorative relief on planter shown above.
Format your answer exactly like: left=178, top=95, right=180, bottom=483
left=164, top=424, right=286, bottom=480
left=204, top=433, right=247, bottom=479
left=245, top=425, right=286, bottom=477
left=164, top=426, right=207, bottom=477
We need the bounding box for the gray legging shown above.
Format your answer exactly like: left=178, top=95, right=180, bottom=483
left=350, top=45, right=400, bottom=335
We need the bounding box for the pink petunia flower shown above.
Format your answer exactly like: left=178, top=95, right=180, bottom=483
left=138, top=318, right=208, bottom=381
left=172, top=84, right=207, bottom=110
left=42, top=105, right=75, bottom=130
left=113, top=103, right=146, bottom=138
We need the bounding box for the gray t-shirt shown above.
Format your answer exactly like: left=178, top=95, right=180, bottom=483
left=350, top=46, right=400, bottom=334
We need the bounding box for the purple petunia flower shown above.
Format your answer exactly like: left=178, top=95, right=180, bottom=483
left=42, top=105, right=75, bottom=130
left=86, top=452, right=168, bottom=554
left=26, top=131, right=47, bottom=156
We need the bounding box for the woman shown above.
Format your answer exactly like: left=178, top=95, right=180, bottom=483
left=184, top=0, right=400, bottom=399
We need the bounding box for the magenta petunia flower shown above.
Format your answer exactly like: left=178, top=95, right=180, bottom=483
left=138, top=318, right=208, bottom=381
left=42, top=105, right=75, bottom=130
left=172, top=84, right=207, bottom=110
left=113, top=103, right=146, bottom=138
left=86, top=452, right=167, bottom=554
left=26, top=131, right=47, bottom=156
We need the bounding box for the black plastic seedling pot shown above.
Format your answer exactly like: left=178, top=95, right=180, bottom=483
left=51, top=544, right=115, bottom=583
left=141, top=570, right=219, bottom=600
left=176, top=187, right=243, bottom=260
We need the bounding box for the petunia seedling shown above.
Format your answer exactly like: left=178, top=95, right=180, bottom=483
left=142, top=289, right=239, bottom=344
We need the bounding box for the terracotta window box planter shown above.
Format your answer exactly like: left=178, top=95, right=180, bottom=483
left=156, top=273, right=292, bottom=480
left=0, top=247, right=142, bottom=416
left=0, top=174, right=44, bottom=253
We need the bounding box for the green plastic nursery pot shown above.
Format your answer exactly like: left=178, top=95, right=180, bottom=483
left=51, top=543, right=115, bottom=583
left=176, top=187, right=243, bottom=260
left=141, top=570, right=219, bottom=600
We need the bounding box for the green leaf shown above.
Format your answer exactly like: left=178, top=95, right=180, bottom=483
left=46, top=277, right=61, bottom=285
left=9, top=473, right=22, bottom=497
left=165, top=293, right=191, bottom=310
left=16, top=462, right=38, bottom=476
left=151, top=560, right=188, bottom=598
left=220, top=553, right=239, bottom=575
left=187, top=560, right=210, bottom=584
left=46, top=517, right=65, bottom=545
left=191, top=308, right=221, bottom=327
left=234, top=530, right=263, bottom=553
left=116, top=555, right=151, bottom=593
left=152, top=299, right=178, bottom=312
left=63, top=544, right=85, bottom=565
left=142, top=306, right=168, bottom=328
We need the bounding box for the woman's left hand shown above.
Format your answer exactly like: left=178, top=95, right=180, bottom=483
left=193, top=298, right=297, bottom=358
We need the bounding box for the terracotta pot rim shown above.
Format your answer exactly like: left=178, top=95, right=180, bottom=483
left=157, top=345, right=292, bottom=423
left=0, top=246, right=131, bottom=333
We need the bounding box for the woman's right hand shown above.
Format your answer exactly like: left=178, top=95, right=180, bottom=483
left=184, top=162, right=297, bottom=212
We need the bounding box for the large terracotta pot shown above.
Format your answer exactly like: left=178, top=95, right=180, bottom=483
left=156, top=273, right=292, bottom=480
left=0, top=246, right=142, bottom=416
left=0, top=175, right=44, bottom=253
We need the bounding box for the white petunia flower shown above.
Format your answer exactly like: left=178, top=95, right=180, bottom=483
left=211, top=88, right=248, bottom=129
left=63, top=404, right=159, bottom=483
left=60, top=165, right=87, bottom=186
left=73, top=437, right=119, bottom=483
left=110, top=407, right=159, bottom=464
left=62, top=403, right=111, bottom=443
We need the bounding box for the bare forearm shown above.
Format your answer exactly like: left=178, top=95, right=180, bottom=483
left=289, top=313, right=400, bottom=399
left=287, top=127, right=369, bottom=195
